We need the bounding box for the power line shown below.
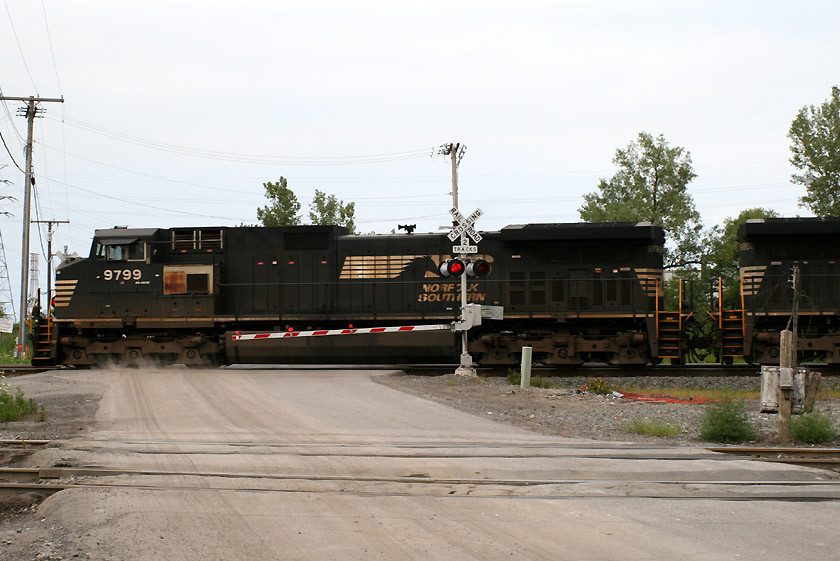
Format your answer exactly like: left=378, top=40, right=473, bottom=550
left=0, top=128, right=24, bottom=172
left=34, top=173, right=248, bottom=222
left=46, top=114, right=433, bottom=165
left=40, top=0, right=63, bottom=94
left=2, top=0, right=38, bottom=92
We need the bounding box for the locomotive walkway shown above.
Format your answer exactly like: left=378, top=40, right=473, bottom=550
left=2, top=368, right=839, bottom=560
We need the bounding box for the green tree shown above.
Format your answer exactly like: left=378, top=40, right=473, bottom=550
left=789, top=86, right=840, bottom=216
left=257, top=178, right=301, bottom=226
left=256, top=179, right=356, bottom=233
left=309, top=189, right=356, bottom=234
left=580, top=132, right=702, bottom=268
left=704, top=208, right=779, bottom=308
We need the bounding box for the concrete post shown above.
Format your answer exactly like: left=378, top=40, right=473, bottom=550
left=520, top=346, right=532, bottom=389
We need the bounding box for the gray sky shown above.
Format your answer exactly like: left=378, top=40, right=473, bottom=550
left=1, top=1, right=838, bottom=320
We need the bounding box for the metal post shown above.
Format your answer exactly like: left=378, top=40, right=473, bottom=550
left=790, top=263, right=800, bottom=367
left=520, top=347, right=532, bottom=389
left=33, top=220, right=69, bottom=313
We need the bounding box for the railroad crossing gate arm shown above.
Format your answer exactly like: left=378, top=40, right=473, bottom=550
left=231, top=323, right=454, bottom=342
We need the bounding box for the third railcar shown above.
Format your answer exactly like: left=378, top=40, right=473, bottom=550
left=739, top=217, right=840, bottom=365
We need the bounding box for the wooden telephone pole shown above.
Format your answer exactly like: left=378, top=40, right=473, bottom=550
left=0, top=95, right=64, bottom=355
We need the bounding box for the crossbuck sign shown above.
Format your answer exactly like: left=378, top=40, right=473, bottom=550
left=447, top=207, right=483, bottom=252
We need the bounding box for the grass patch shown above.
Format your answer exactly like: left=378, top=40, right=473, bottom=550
left=791, top=410, right=837, bottom=444
left=0, top=376, right=39, bottom=422
left=529, top=377, right=553, bottom=388
left=623, top=418, right=681, bottom=437
left=506, top=370, right=554, bottom=388
left=616, top=386, right=760, bottom=401
left=816, top=388, right=840, bottom=399
left=699, top=398, right=757, bottom=443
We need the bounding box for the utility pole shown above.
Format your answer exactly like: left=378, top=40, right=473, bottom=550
left=0, top=95, right=64, bottom=356
left=33, top=220, right=69, bottom=312
left=438, top=143, right=466, bottom=225
left=790, top=262, right=800, bottom=366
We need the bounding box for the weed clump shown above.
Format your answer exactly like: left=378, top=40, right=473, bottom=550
left=791, top=410, right=837, bottom=444
left=0, top=375, right=39, bottom=422
left=699, top=398, right=756, bottom=443
left=586, top=378, right=612, bottom=395
left=623, top=418, right=681, bottom=438
left=506, top=369, right=553, bottom=388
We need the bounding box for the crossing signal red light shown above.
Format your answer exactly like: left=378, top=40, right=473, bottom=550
left=439, top=259, right=465, bottom=277
left=466, top=258, right=491, bottom=278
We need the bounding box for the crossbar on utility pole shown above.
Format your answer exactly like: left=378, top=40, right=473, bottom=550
left=0, top=95, right=64, bottom=356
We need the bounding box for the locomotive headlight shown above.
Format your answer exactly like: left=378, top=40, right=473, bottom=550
left=466, top=258, right=491, bottom=278
left=439, top=259, right=465, bottom=277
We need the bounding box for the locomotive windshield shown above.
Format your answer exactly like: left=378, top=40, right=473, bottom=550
left=94, top=240, right=146, bottom=262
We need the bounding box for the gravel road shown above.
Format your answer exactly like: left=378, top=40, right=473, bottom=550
left=376, top=372, right=840, bottom=445
left=1, top=368, right=839, bottom=561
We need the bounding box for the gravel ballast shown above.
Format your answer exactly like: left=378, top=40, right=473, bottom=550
left=376, top=373, right=840, bottom=445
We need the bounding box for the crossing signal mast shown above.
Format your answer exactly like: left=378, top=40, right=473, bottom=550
left=437, top=142, right=488, bottom=376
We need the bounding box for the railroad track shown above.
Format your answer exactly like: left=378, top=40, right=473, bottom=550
left=1, top=466, right=839, bottom=501
left=405, top=363, right=839, bottom=377
left=1, top=363, right=835, bottom=376
left=0, top=364, right=62, bottom=376
left=0, top=439, right=50, bottom=465
left=1, top=441, right=839, bottom=502
left=709, top=447, right=840, bottom=470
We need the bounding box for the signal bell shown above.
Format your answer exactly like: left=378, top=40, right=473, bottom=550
left=466, top=258, right=491, bottom=278
left=439, top=259, right=465, bottom=277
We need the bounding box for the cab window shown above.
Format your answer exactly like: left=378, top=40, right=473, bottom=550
left=104, top=241, right=146, bottom=262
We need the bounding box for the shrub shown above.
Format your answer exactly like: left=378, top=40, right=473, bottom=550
left=506, top=369, right=520, bottom=385
left=699, top=398, right=756, bottom=443
left=586, top=377, right=612, bottom=395
left=623, top=418, right=681, bottom=437
left=791, top=410, right=837, bottom=444
left=0, top=376, right=39, bottom=422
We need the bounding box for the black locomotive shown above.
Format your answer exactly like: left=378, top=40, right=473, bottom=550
left=33, top=217, right=840, bottom=368
left=39, top=221, right=664, bottom=367
left=738, top=217, right=840, bottom=365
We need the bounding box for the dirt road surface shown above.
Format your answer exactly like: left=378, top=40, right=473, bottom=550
left=2, top=367, right=839, bottom=560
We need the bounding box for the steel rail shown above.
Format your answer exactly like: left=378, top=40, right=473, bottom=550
left=2, top=477, right=838, bottom=502
left=2, top=465, right=839, bottom=487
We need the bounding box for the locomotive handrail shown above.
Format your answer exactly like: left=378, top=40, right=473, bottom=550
left=654, top=278, right=660, bottom=340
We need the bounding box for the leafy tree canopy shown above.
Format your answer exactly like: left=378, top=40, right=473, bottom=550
left=257, top=178, right=301, bottom=227
left=789, top=86, right=840, bottom=216
left=256, top=178, right=356, bottom=234
left=309, top=189, right=356, bottom=234
left=704, top=208, right=779, bottom=308
left=579, top=132, right=702, bottom=269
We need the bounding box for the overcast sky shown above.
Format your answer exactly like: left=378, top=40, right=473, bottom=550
left=1, top=1, right=838, bottom=319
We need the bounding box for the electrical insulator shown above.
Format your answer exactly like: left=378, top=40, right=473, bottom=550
left=439, top=259, right=465, bottom=277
